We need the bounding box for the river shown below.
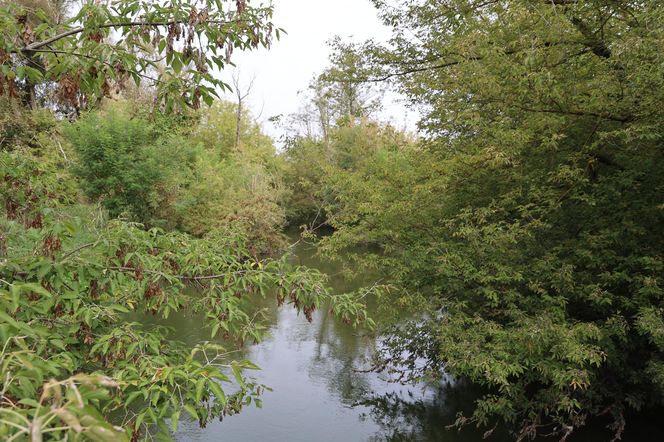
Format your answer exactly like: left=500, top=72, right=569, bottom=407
left=158, top=235, right=661, bottom=442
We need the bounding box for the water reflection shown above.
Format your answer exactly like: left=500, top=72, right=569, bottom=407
left=170, top=303, right=468, bottom=442
left=164, top=238, right=474, bottom=442
left=165, top=238, right=661, bottom=441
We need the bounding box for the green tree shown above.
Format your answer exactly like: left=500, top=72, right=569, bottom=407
left=0, top=1, right=370, bottom=440
left=318, top=0, right=664, bottom=439
left=66, top=102, right=194, bottom=225
left=180, top=100, right=289, bottom=254
left=0, top=0, right=281, bottom=111
left=281, top=42, right=395, bottom=227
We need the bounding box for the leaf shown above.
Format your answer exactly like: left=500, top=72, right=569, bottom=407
left=195, top=378, right=206, bottom=402
left=170, top=409, right=180, bottom=433
left=171, top=55, right=183, bottom=75
left=18, top=398, right=40, bottom=408
left=87, top=425, right=128, bottom=442
left=16, top=283, right=52, bottom=298
left=50, top=339, right=66, bottom=350
left=211, top=322, right=220, bottom=339
left=125, top=391, right=143, bottom=407
left=208, top=380, right=226, bottom=405
left=230, top=363, right=245, bottom=388
left=183, top=404, right=199, bottom=421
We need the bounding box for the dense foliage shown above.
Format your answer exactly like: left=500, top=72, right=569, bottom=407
left=0, top=0, right=280, bottom=111
left=282, top=42, right=409, bottom=227
left=4, top=0, right=664, bottom=440
left=67, top=100, right=288, bottom=254
left=283, top=120, right=414, bottom=228
left=292, top=0, right=664, bottom=439
left=0, top=136, right=368, bottom=440
left=66, top=104, right=194, bottom=225
left=0, top=1, right=368, bottom=440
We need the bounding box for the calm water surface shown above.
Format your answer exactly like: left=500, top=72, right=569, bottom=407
left=160, top=237, right=661, bottom=442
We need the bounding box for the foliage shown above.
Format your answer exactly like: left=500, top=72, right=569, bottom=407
left=186, top=101, right=289, bottom=254
left=282, top=136, right=329, bottom=225
left=283, top=118, right=415, bottom=228
left=175, top=149, right=288, bottom=255
left=0, top=0, right=282, bottom=111
left=193, top=99, right=276, bottom=162
left=0, top=96, right=57, bottom=150
left=65, top=102, right=195, bottom=226
left=0, top=147, right=370, bottom=440
left=281, top=38, right=408, bottom=227
left=317, top=37, right=383, bottom=130
left=0, top=1, right=370, bottom=440
left=65, top=100, right=288, bottom=254
left=307, top=0, right=664, bottom=439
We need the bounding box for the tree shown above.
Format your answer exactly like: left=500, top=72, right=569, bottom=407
left=0, top=2, right=371, bottom=440
left=231, top=70, right=256, bottom=150
left=0, top=0, right=282, bottom=112
left=281, top=40, right=392, bottom=226
left=317, top=0, right=664, bottom=439
left=321, top=36, right=382, bottom=126
left=66, top=102, right=195, bottom=225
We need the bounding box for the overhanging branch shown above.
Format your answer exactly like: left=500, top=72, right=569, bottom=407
left=19, top=18, right=239, bottom=53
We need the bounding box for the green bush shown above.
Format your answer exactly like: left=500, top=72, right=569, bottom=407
left=65, top=103, right=194, bottom=227
left=175, top=142, right=288, bottom=255
left=0, top=97, right=59, bottom=151
left=65, top=101, right=288, bottom=254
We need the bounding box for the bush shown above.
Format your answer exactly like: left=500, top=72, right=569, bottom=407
left=65, top=101, right=288, bottom=254
left=0, top=97, right=58, bottom=151
left=64, top=103, right=194, bottom=227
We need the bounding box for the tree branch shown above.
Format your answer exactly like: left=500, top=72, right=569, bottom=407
left=108, top=266, right=249, bottom=281
left=22, top=48, right=165, bottom=84
left=515, top=105, right=632, bottom=123
left=365, top=59, right=469, bottom=82
left=569, top=17, right=611, bottom=59
left=19, top=18, right=238, bottom=52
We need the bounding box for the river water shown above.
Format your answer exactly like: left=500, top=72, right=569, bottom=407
left=162, top=237, right=661, bottom=441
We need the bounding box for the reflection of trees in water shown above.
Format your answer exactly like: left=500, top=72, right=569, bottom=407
left=305, top=304, right=494, bottom=441
left=358, top=381, right=496, bottom=442
left=356, top=382, right=664, bottom=442
left=275, top=239, right=377, bottom=403
left=309, top=306, right=377, bottom=405
left=292, top=236, right=494, bottom=440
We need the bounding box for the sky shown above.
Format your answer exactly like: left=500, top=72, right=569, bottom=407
left=218, top=0, right=417, bottom=141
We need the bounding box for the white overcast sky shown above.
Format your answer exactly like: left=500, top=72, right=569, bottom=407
left=218, top=0, right=417, bottom=140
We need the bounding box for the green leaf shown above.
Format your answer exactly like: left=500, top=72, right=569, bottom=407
left=183, top=404, right=199, bottom=421
left=170, top=409, right=180, bottom=433
left=195, top=378, right=206, bottom=402
left=230, top=363, right=245, bottom=388
left=208, top=380, right=226, bottom=405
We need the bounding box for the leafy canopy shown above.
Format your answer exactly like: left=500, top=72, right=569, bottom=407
left=309, top=0, right=664, bottom=439
left=0, top=0, right=282, bottom=110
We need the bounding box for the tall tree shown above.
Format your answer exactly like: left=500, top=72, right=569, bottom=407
left=231, top=70, right=255, bottom=150
left=319, top=0, right=664, bottom=439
